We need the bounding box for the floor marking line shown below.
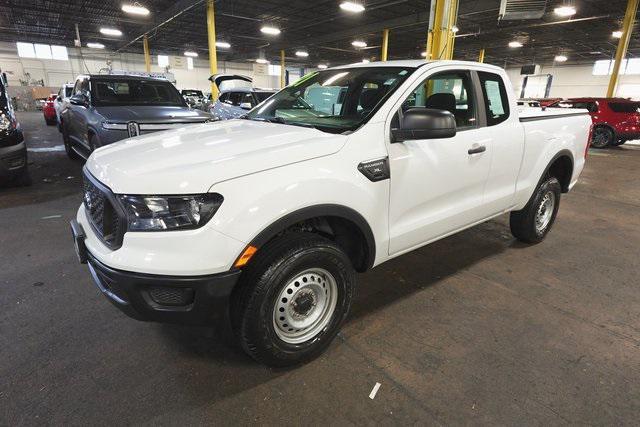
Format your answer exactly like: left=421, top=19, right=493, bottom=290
left=369, top=382, right=381, bottom=400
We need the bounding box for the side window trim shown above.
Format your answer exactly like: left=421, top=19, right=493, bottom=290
left=470, top=71, right=488, bottom=128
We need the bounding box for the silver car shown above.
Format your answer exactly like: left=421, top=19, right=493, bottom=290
left=208, top=74, right=276, bottom=120
left=61, top=74, right=213, bottom=160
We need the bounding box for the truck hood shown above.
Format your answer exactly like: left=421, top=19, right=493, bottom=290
left=86, top=119, right=346, bottom=194
left=94, top=105, right=212, bottom=123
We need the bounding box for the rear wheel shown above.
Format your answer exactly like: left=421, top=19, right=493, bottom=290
left=591, top=126, right=614, bottom=148
left=231, top=232, right=355, bottom=367
left=510, top=176, right=561, bottom=244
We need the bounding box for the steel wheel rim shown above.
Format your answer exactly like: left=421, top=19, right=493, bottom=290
left=535, top=191, right=555, bottom=234
left=272, top=268, right=338, bottom=344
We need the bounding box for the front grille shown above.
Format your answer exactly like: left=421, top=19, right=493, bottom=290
left=83, top=171, right=123, bottom=249
left=148, top=287, right=195, bottom=307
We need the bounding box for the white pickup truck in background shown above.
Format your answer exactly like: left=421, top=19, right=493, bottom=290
left=71, top=60, right=591, bottom=366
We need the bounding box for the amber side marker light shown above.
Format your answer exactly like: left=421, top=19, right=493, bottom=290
left=235, top=245, right=258, bottom=267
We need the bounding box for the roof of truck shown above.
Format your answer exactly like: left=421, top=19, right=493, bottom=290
left=330, top=59, right=504, bottom=72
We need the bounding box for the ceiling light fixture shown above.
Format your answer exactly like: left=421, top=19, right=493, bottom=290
left=184, top=51, right=198, bottom=57
left=420, top=51, right=427, bottom=57
left=612, top=30, right=623, bottom=38
left=351, top=40, right=367, bottom=48
left=295, top=50, right=309, bottom=57
left=261, top=26, right=281, bottom=35
left=554, top=55, right=568, bottom=62
left=508, top=41, right=523, bottom=48
left=554, top=6, right=576, bottom=17
left=87, top=42, right=105, bottom=49
left=99, top=27, right=122, bottom=36
left=256, top=58, right=269, bottom=64
left=216, top=41, right=231, bottom=48
left=121, top=4, right=150, bottom=15
left=317, top=64, right=328, bottom=69
left=339, top=1, right=365, bottom=13
left=452, top=25, right=459, bottom=33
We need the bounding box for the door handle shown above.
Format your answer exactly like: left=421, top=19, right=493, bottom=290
left=468, top=145, right=486, bottom=155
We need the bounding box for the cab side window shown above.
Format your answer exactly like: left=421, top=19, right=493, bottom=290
left=401, top=70, right=477, bottom=129
left=478, top=72, right=510, bottom=126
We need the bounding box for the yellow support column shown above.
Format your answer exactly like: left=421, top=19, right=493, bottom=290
left=280, top=50, right=286, bottom=88
left=444, top=0, right=458, bottom=60
left=607, top=0, right=639, bottom=97
left=478, top=48, right=485, bottom=63
left=206, top=0, right=219, bottom=100
left=381, top=29, right=390, bottom=61
left=143, top=35, right=151, bottom=73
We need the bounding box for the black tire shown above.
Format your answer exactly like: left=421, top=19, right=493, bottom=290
left=611, top=139, right=626, bottom=146
left=62, top=122, right=81, bottom=161
left=11, top=166, right=32, bottom=187
left=591, top=126, right=614, bottom=148
left=510, top=176, right=561, bottom=244
left=231, top=232, right=355, bottom=367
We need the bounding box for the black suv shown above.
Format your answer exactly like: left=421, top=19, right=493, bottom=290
left=0, top=71, right=29, bottom=186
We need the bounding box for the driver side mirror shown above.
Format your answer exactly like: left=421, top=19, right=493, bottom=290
left=239, top=102, right=252, bottom=110
left=391, top=108, right=456, bottom=143
left=70, top=93, right=89, bottom=107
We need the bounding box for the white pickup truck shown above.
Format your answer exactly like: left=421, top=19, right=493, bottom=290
left=71, top=60, right=591, bottom=366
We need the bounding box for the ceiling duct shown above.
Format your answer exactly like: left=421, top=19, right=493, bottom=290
left=499, top=0, right=548, bottom=20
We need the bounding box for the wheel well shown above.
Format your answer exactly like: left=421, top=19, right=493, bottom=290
left=547, top=155, right=573, bottom=193
left=250, top=208, right=375, bottom=273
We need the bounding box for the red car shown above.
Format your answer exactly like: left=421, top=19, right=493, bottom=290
left=42, top=94, right=57, bottom=126
left=550, top=97, right=640, bottom=148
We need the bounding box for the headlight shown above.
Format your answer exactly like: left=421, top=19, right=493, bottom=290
left=117, top=193, right=223, bottom=231
left=0, top=114, right=12, bottom=130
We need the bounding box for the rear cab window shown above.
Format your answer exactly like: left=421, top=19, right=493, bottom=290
left=478, top=71, right=510, bottom=126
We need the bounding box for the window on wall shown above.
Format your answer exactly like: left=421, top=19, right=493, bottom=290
left=16, top=42, right=68, bottom=60
left=592, top=59, right=637, bottom=75
left=158, top=55, right=169, bottom=67
left=187, top=57, right=194, bottom=70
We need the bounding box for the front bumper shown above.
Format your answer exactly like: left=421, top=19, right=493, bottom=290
left=72, top=220, right=242, bottom=325
left=0, top=139, right=27, bottom=180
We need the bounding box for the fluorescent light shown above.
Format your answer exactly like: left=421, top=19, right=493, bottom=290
left=554, top=6, right=576, bottom=17
left=87, top=42, right=105, bottom=49
left=256, top=58, right=269, bottom=64
left=216, top=41, right=231, bottom=48
left=452, top=25, right=459, bottom=33
left=612, top=30, right=623, bottom=38
left=420, top=51, right=427, bottom=57
left=361, top=59, right=370, bottom=63
left=508, top=41, right=523, bottom=48
left=295, top=50, right=309, bottom=57
left=317, top=64, right=328, bottom=69
left=184, top=51, right=198, bottom=57
left=261, top=26, right=281, bottom=35
left=100, top=27, right=122, bottom=36
left=121, top=4, right=150, bottom=15
left=339, top=1, right=365, bottom=12
left=554, top=55, right=568, bottom=62
left=352, top=40, right=367, bottom=48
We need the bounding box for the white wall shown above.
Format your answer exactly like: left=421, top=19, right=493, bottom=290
left=505, top=63, right=640, bottom=99
left=0, top=41, right=281, bottom=93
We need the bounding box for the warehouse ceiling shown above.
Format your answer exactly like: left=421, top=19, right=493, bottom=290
left=0, top=0, right=635, bottom=67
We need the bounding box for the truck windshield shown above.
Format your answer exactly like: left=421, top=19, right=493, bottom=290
left=92, top=79, right=186, bottom=107
left=245, top=67, right=415, bottom=134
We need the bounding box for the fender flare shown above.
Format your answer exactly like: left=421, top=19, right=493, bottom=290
left=248, top=204, right=376, bottom=271
left=538, top=149, right=574, bottom=194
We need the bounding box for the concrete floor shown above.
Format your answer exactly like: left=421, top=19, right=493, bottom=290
left=1, top=112, right=639, bottom=425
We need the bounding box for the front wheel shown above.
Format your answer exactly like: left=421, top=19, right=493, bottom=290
left=591, top=126, right=614, bottom=148
left=231, top=232, right=355, bottom=367
left=510, top=176, right=561, bottom=244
